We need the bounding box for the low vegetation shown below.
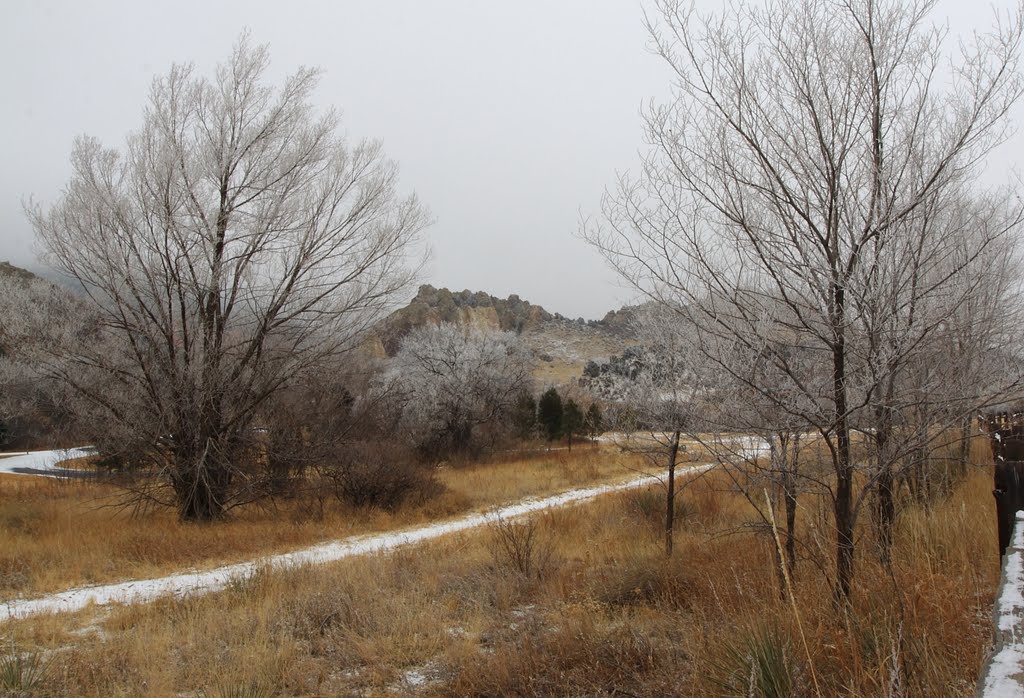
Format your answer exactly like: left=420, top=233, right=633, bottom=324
left=0, top=443, right=997, bottom=696
left=0, top=3, right=1019, bottom=693
left=0, top=445, right=638, bottom=601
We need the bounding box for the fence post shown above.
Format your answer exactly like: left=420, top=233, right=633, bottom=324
left=989, top=421, right=1024, bottom=558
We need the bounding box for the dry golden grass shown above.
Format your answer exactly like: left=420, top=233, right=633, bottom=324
left=0, top=448, right=999, bottom=697
left=531, top=360, right=589, bottom=385
left=0, top=444, right=642, bottom=601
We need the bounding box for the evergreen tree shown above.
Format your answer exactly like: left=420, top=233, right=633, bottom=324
left=512, top=392, right=538, bottom=440
left=537, top=388, right=563, bottom=441
left=585, top=403, right=604, bottom=436
left=562, top=398, right=584, bottom=451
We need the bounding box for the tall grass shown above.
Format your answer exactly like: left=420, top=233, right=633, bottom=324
left=0, top=445, right=639, bottom=600
left=0, top=461, right=997, bottom=696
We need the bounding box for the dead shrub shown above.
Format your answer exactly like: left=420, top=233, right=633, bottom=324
left=0, top=557, right=32, bottom=592
left=276, top=590, right=360, bottom=655
left=587, top=554, right=691, bottom=609
left=489, top=516, right=554, bottom=579
left=324, top=441, right=443, bottom=510
left=688, top=478, right=726, bottom=527
left=0, top=501, right=42, bottom=536
left=627, top=485, right=691, bottom=532
left=444, top=612, right=667, bottom=697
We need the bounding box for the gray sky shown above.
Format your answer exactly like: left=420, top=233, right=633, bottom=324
left=1, top=1, right=1020, bottom=319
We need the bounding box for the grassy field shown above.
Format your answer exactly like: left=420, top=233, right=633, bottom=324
left=0, top=444, right=644, bottom=602
left=0, top=439, right=999, bottom=696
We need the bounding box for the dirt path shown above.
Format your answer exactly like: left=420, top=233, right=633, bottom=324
left=1, top=463, right=714, bottom=623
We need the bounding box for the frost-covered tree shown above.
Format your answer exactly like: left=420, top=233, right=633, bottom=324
left=22, top=35, right=429, bottom=521
left=584, top=0, right=1024, bottom=599
left=0, top=274, right=91, bottom=449
left=593, top=304, right=706, bottom=556
left=390, top=323, right=534, bottom=458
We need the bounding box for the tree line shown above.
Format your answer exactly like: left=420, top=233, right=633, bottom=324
left=582, top=0, right=1024, bottom=603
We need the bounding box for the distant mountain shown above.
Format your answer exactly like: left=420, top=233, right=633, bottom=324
left=374, top=285, right=552, bottom=355
left=0, top=261, right=41, bottom=284
left=370, top=285, right=642, bottom=386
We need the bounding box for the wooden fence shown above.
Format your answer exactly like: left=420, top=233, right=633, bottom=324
left=975, top=511, right=1024, bottom=696
left=976, top=413, right=1024, bottom=695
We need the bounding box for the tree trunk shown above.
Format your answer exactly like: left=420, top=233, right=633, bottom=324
left=832, top=284, right=855, bottom=604
left=172, top=439, right=232, bottom=522
left=875, top=457, right=895, bottom=566
left=665, top=430, right=680, bottom=557
left=958, top=415, right=972, bottom=478
left=871, top=407, right=896, bottom=566
left=909, top=443, right=929, bottom=505
left=782, top=457, right=798, bottom=579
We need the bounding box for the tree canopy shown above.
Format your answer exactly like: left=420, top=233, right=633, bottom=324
left=19, top=35, right=429, bottom=520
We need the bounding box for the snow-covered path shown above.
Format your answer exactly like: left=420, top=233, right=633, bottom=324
left=1, top=463, right=714, bottom=623
left=0, top=447, right=96, bottom=478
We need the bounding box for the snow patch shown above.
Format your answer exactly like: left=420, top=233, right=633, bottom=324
left=0, top=447, right=95, bottom=478
left=404, top=669, right=428, bottom=687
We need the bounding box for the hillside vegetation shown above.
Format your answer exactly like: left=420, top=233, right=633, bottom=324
left=369, top=284, right=641, bottom=384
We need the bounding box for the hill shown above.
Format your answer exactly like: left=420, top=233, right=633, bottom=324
left=0, top=260, right=41, bottom=283
left=370, top=285, right=640, bottom=386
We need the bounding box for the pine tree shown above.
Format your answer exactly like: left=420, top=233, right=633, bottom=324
left=585, top=403, right=603, bottom=436
left=512, top=392, right=538, bottom=440
left=537, top=388, right=563, bottom=442
left=562, top=399, right=584, bottom=451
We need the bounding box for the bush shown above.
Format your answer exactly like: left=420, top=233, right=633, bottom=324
left=324, top=442, right=442, bottom=510
left=710, top=623, right=799, bottom=698
left=627, top=486, right=690, bottom=532
left=0, top=645, right=50, bottom=697
left=489, top=516, right=554, bottom=578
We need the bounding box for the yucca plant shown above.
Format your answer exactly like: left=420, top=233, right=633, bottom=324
left=0, top=645, right=50, bottom=697
left=710, top=623, right=797, bottom=698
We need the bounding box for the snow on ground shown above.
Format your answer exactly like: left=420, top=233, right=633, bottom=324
left=0, top=463, right=716, bottom=623
left=977, top=511, right=1024, bottom=697
left=0, top=447, right=96, bottom=478
left=597, top=432, right=770, bottom=460
left=716, top=435, right=770, bottom=460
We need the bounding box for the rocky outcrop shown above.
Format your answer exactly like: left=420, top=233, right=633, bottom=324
left=369, top=285, right=640, bottom=386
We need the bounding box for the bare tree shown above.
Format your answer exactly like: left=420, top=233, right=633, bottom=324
left=596, top=304, right=704, bottom=557
left=706, top=319, right=823, bottom=591
left=388, top=323, right=535, bottom=459
left=852, top=188, right=1024, bottom=560
left=20, top=35, right=430, bottom=521
left=0, top=274, right=91, bottom=448
left=583, top=0, right=1024, bottom=600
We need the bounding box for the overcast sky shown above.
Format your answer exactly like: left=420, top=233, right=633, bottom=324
left=1, top=1, right=1020, bottom=319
